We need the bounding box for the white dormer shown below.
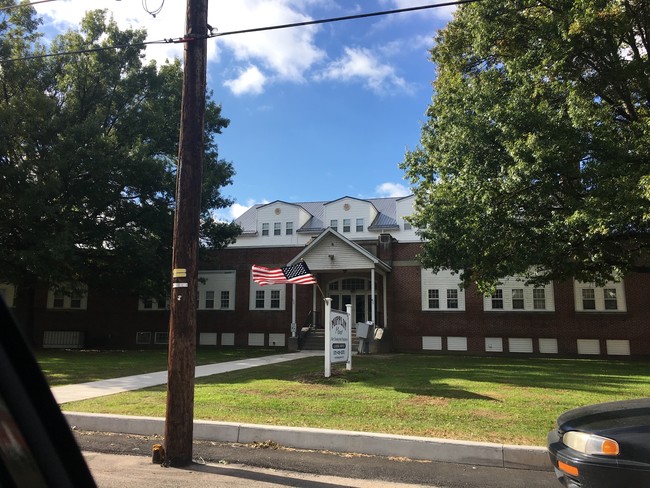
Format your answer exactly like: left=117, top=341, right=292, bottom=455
left=323, top=197, right=378, bottom=238
left=255, top=201, right=313, bottom=245
left=396, top=195, right=418, bottom=237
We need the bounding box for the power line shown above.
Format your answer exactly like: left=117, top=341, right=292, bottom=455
left=213, top=0, right=481, bottom=38
left=142, top=0, right=164, bottom=18
left=1, top=0, right=482, bottom=64
left=0, top=0, right=58, bottom=12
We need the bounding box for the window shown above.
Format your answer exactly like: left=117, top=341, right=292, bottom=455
left=140, top=297, right=168, bottom=311
left=197, top=270, right=236, bottom=310
left=491, top=289, right=504, bottom=309
left=343, top=219, right=351, bottom=233
left=574, top=280, right=625, bottom=312
left=0, top=284, right=16, bottom=308
left=428, top=289, right=439, bottom=309
left=356, top=218, right=364, bottom=232
left=262, top=223, right=269, bottom=236
left=255, top=290, right=265, bottom=309
left=53, top=290, right=65, bottom=309
left=329, top=281, right=339, bottom=291
left=273, top=222, right=281, bottom=236
left=48, top=286, right=88, bottom=310
left=154, top=332, right=169, bottom=344
left=205, top=290, right=215, bottom=309
left=136, top=332, right=151, bottom=345
left=70, top=293, right=82, bottom=309
left=270, top=290, right=280, bottom=309
left=220, top=291, right=230, bottom=309
left=483, top=276, right=554, bottom=312
left=447, top=289, right=459, bottom=309
left=533, top=288, right=546, bottom=310
left=286, top=222, right=293, bottom=235
left=604, top=288, right=618, bottom=310
left=250, top=272, right=285, bottom=310
left=330, top=219, right=338, bottom=231
left=421, top=269, right=465, bottom=311
left=341, top=278, right=366, bottom=291
left=582, top=288, right=596, bottom=310
left=404, top=222, right=412, bottom=231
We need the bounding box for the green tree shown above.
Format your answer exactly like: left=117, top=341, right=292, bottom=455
left=402, top=0, right=650, bottom=292
left=0, top=6, right=239, bottom=311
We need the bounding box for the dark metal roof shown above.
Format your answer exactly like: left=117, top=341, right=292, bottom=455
left=235, top=196, right=409, bottom=234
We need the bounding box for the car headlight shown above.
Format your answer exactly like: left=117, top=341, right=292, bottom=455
left=563, top=431, right=620, bottom=456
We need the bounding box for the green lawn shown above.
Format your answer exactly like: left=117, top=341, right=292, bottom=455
left=36, top=348, right=280, bottom=386
left=38, top=351, right=650, bottom=446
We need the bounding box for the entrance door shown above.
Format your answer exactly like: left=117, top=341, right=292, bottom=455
left=327, top=278, right=376, bottom=325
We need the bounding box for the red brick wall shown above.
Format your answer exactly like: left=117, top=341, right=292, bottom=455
left=30, top=240, right=650, bottom=356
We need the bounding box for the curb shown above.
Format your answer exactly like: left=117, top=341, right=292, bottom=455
left=64, top=412, right=552, bottom=471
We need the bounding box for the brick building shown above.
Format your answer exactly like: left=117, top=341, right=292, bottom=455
left=4, top=195, right=649, bottom=356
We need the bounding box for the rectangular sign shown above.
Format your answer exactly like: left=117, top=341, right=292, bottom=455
left=330, top=309, right=350, bottom=364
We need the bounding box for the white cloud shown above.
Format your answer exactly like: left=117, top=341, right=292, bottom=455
left=213, top=1, right=325, bottom=83
left=34, top=0, right=213, bottom=65
left=376, top=182, right=410, bottom=197
left=224, top=65, right=267, bottom=96
left=390, top=0, right=456, bottom=21
left=230, top=202, right=254, bottom=219
left=214, top=198, right=270, bottom=222
left=317, top=46, right=409, bottom=94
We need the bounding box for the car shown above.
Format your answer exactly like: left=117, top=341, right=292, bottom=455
left=547, top=398, right=650, bottom=487
left=0, top=296, right=96, bottom=487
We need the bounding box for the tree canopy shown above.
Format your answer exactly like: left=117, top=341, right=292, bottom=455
left=401, top=0, right=650, bottom=292
left=0, top=4, right=240, bottom=298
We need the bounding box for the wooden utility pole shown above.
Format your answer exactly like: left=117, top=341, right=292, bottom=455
left=164, top=0, right=209, bottom=466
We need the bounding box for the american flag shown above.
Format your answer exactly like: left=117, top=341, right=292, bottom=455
left=252, top=262, right=317, bottom=286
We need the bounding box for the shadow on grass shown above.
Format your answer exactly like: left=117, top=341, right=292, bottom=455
left=194, top=354, right=650, bottom=399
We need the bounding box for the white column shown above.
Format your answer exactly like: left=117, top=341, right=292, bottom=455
left=291, top=283, right=297, bottom=337
left=312, top=283, right=317, bottom=326
left=324, top=298, right=332, bottom=378
left=371, top=268, right=376, bottom=324
left=383, top=272, right=388, bottom=327
left=345, top=303, right=352, bottom=371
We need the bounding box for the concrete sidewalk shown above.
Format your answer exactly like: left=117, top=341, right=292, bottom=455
left=52, top=351, right=323, bottom=403
left=51, top=351, right=552, bottom=472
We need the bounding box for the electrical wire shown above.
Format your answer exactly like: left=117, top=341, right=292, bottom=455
left=142, top=0, right=164, bottom=17
left=0, top=0, right=483, bottom=64
left=213, top=0, right=481, bottom=38
left=0, top=0, right=58, bottom=12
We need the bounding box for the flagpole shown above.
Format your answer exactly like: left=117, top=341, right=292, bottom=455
left=345, top=303, right=352, bottom=371
left=324, top=297, right=332, bottom=378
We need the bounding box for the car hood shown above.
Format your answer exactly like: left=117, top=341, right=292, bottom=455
left=557, top=398, right=650, bottom=434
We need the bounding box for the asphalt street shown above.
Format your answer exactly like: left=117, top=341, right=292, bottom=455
left=75, top=431, right=559, bottom=488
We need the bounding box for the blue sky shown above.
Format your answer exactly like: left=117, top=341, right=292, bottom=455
left=34, top=1, right=454, bottom=220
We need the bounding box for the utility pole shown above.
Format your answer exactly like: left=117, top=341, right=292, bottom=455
left=164, top=0, right=209, bottom=466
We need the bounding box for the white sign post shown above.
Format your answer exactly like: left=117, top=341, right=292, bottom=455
left=324, top=298, right=352, bottom=378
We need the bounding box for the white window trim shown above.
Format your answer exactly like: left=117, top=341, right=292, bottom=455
left=0, top=284, right=16, bottom=308
left=574, top=280, right=626, bottom=312
left=249, top=274, right=286, bottom=311
left=421, top=269, right=465, bottom=311
left=483, top=277, right=554, bottom=312
left=139, top=297, right=169, bottom=311
left=136, top=332, right=152, bottom=344
left=198, top=270, right=236, bottom=311
left=47, top=285, right=88, bottom=310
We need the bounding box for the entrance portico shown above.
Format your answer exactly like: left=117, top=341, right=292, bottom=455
left=286, top=228, right=392, bottom=331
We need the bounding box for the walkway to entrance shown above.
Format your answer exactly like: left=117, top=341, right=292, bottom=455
left=51, top=351, right=323, bottom=404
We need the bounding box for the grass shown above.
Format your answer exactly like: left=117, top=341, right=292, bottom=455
left=36, top=348, right=279, bottom=386
left=37, top=350, right=650, bottom=446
